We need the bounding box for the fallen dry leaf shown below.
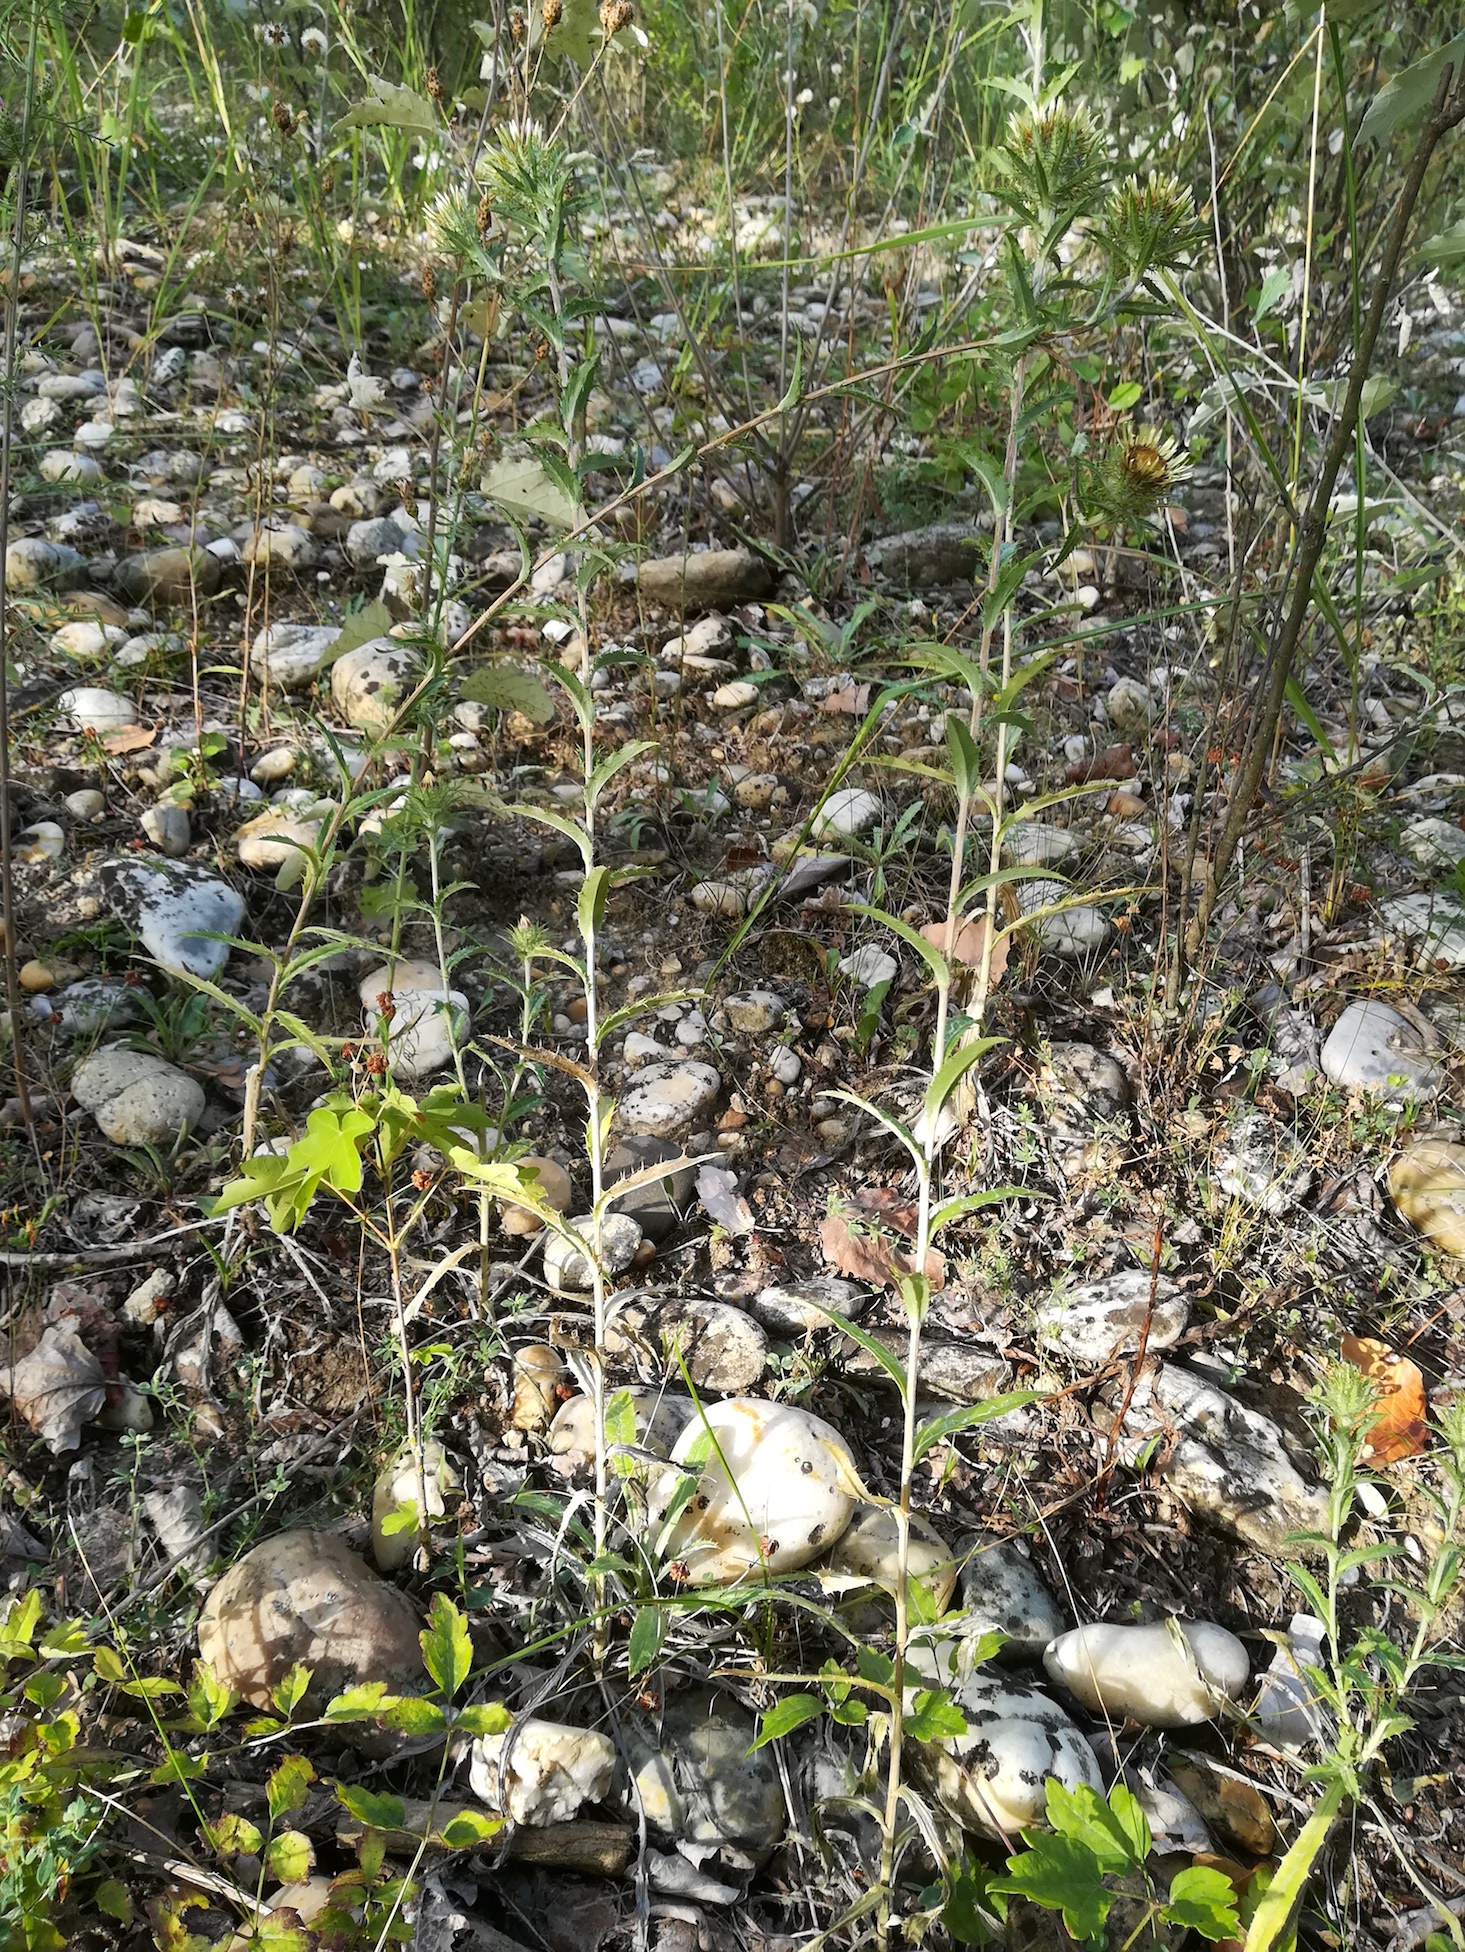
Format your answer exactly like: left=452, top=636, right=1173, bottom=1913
left=1, top=1322, right=107, bottom=1453
left=696, top=1164, right=755, bottom=1236
left=819, top=683, right=870, bottom=716
left=1064, top=742, right=1135, bottom=785
left=1341, top=1334, right=1428, bottom=1462
left=920, top=914, right=1011, bottom=986
left=820, top=1192, right=945, bottom=1291
left=102, top=723, right=156, bottom=755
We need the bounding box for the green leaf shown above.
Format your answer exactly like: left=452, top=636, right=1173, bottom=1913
left=1421, top=220, right=1465, bottom=263
left=459, top=664, right=557, bottom=723
left=37, top=1618, right=89, bottom=1658
left=453, top=1701, right=513, bottom=1737
left=267, top=1754, right=316, bottom=1820
left=201, top=1814, right=263, bottom=1859
left=1254, top=266, right=1292, bottom=322
left=906, top=1689, right=967, bottom=1741
left=856, top=1647, right=896, bottom=1686
left=94, top=1880, right=133, bottom=1927
left=943, top=1864, right=995, bottom=1944
left=265, top=1830, right=315, bottom=1884
left=333, top=75, right=440, bottom=136
left=913, top=1392, right=1041, bottom=1463
left=1046, top=1778, right=1149, bottom=1873
left=421, top=1593, right=473, bottom=1701
left=990, top=1833, right=1114, bottom=1942
left=271, top=1663, right=313, bottom=1718
left=750, top=1693, right=824, bottom=1750
left=507, top=800, right=593, bottom=870
left=578, top=864, right=613, bottom=944
left=324, top=599, right=395, bottom=666
left=482, top=452, right=583, bottom=530
left=628, top=1606, right=666, bottom=1678
left=1359, top=33, right=1465, bottom=145
left=924, top=1036, right=1003, bottom=1126
left=334, top=1782, right=407, bottom=1832
left=586, top=739, right=657, bottom=810
left=540, top=0, right=600, bottom=64
left=324, top=1682, right=401, bottom=1722
left=439, top=1808, right=505, bottom=1848
left=797, top=1291, right=911, bottom=1393
left=1165, top=1866, right=1242, bottom=1942
left=1106, top=380, right=1142, bottom=410
left=844, top=901, right=950, bottom=990
left=945, top=718, right=980, bottom=798
left=1242, top=1778, right=1345, bottom=1952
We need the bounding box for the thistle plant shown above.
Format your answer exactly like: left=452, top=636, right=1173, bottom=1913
left=820, top=76, right=1206, bottom=1940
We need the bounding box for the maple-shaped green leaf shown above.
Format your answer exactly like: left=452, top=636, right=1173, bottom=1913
left=989, top=1833, right=1113, bottom=1943
left=1045, top=1777, right=1148, bottom=1874
left=905, top=1688, right=967, bottom=1742
left=324, top=1682, right=401, bottom=1722
left=421, top=1592, right=473, bottom=1701
left=749, top=1693, right=823, bottom=1750
left=186, top=1659, right=236, bottom=1730
left=333, top=75, right=439, bottom=137
left=265, top=1829, right=316, bottom=1884
left=1163, top=1866, right=1242, bottom=1942
left=271, top=1662, right=313, bottom=1718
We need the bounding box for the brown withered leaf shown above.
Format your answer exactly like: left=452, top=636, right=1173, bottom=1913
left=819, top=684, right=870, bottom=716
left=1064, top=742, right=1135, bottom=785
left=920, top=914, right=1011, bottom=985
left=820, top=1189, right=945, bottom=1291
left=101, top=723, right=156, bottom=755
left=1341, top=1334, right=1428, bottom=1462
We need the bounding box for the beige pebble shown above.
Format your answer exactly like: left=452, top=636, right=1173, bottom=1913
left=18, top=961, right=54, bottom=993
left=510, top=1344, right=566, bottom=1432
left=501, top=1154, right=573, bottom=1235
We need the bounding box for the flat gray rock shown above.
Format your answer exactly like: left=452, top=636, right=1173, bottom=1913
left=1035, top=1269, right=1189, bottom=1364
left=957, top=1534, right=1066, bottom=1657
left=1116, top=1362, right=1330, bottom=1557
left=101, top=857, right=245, bottom=980
left=1319, top=998, right=1442, bottom=1102
left=618, top=1061, right=722, bottom=1136
left=71, top=1046, right=205, bottom=1145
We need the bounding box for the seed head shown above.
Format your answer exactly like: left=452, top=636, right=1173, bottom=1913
left=476, top=192, right=494, bottom=237
left=366, top=1050, right=388, bottom=1076
left=1100, top=172, right=1208, bottom=279
left=599, top=0, right=633, bottom=34
left=543, top=0, right=563, bottom=27
left=272, top=100, right=293, bottom=137
left=425, top=65, right=443, bottom=103
left=421, top=262, right=438, bottom=302
left=509, top=10, right=526, bottom=42
left=995, top=100, right=1106, bottom=227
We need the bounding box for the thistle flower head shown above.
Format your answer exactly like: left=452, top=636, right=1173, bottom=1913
left=425, top=187, right=481, bottom=261
left=1084, top=423, right=1190, bottom=525
left=994, top=100, right=1107, bottom=223
left=1100, top=172, right=1208, bottom=279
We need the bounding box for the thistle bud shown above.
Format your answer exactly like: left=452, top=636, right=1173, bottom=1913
left=476, top=192, right=494, bottom=237
left=543, top=0, right=563, bottom=27
left=421, top=262, right=438, bottom=302
left=599, top=0, right=633, bottom=34
left=272, top=100, right=293, bottom=137
left=425, top=65, right=443, bottom=102
left=509, top=10, right=526, bottom=42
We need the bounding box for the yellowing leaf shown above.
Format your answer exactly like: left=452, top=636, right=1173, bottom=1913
left=481, top=452, right=582, bottom=530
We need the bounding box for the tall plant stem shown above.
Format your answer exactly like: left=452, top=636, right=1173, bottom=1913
left=1185, top=67, right=1465, bottom=962
left=0, top=3, right=40, bottom=1139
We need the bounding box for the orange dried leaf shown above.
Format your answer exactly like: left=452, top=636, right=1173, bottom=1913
left=101, top=724, right=156, bottom=755
left=819, top=684, right=871, bottom=716
left=1341, top=1334, right=1428, bottom=1462
left=919, top=914, right=1011, bottom=985
left=819, top=1199, right=945, bottom=1291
